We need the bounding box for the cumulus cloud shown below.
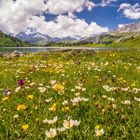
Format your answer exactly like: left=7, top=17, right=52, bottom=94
left=0, top=0, right=47, bottom=33
left=0, top=0, right=108, bottom=38
left=45, top=0, right=95, bottom=15
left=118, top=3, right=140, bottom=19
left=29, top=15, right=108, bottom=38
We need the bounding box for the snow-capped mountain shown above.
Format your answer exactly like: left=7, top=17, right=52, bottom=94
left=15, top=32, right=52, bottom=44
left=15, top=32, right=78, bottom=44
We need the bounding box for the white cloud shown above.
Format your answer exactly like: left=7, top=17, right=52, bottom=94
left=0, top=0, right=108, bottom=38
left=0, top=0, right=47, bottom=33
left=118, top=24, right=125, bottom=28
left=118, top=3, right=140, bottom=19
left=45, top=0, right=95, bottom=15
left=98, top=0, right=117, bottom=7
left=29, top=15, right=108, bottom=38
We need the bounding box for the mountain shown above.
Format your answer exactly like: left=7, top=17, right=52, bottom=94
left=79, top=21, right=140, bottom=46
left=0, top=31, right=30, bottom=47
left=15, top=32, right=51, bottom=44
left=15, top=32, right=78, bottom=45
left=113, top=21, right=140, bottom=33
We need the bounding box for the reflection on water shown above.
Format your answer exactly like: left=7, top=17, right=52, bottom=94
left=0, top=47, right=140, bottom=53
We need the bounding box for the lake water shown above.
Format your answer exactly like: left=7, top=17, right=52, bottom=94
left=0, top=47, right=140, bottom=53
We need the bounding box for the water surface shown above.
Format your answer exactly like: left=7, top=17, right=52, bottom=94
left=0, top=47, right=140, bottom=53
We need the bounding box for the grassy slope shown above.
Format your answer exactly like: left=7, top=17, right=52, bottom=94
left=0, top=50, right=140, bottom=139
left=0, top=31, right=30, bottom=47
left=109, top=36, right=140, bottom=48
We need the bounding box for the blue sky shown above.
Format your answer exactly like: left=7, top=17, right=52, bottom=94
left=0, top=0, right=140, bottom=38
left=75, top=0, right=140, bottom=30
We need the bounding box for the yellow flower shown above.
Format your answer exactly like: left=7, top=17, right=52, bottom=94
left=27, top=95, right=33, bottom=100
left=2, top=97, right=9, bottom=101
left=49, top=103, right=57, bottom=112
left=52, top=83, right=64, bottom=92
left=17, top=104, right=26, bottom=111
left=21, top=124, right=29, bottom=131
left=95, top=125, right=100, bottom=130
left=62, top=106, right=70, bottom=112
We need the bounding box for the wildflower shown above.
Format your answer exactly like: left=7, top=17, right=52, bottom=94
left=50, top=80, right=56, bottom=85
left=95, top=129, right=105, bottom=136
left=15, top=86, right=21, bottom=93
left=57, top=127, right=66, bottom=132
left=13, top=114, right=19, bottom=119
left=3, top=108, right=7, bottom=112
left=49, top=103, right=57, bottom=112
left=102, top=95, right=107, bottom=99
left=95, top=125, right=100, bottom=130
left=121, top=100, right=131, bottom=105
left=81, top=97, right=89, bottom=102
left=27, top=95, right=34, bottom=100
left=45, top=128, right=57, bottom=139
left=134, top=97, right=140, bottom=102
left=62, top=106, right=70, bottom=112
left=18, top=79, right=24, bottom=87
left=45, top=98, right=52, bottom=103
left=62, top=100, right=68, bottom=105
left=73, top=120, right=80, bottom=126
left=38, top=87, right=46, bottom=93
left=17, top=104, right=26, bottom=111
left=2, top=97, right=9, bottom=101
left=52, top=83, right=64, bottom=93
left=3, top=90, right=11, bottom=96
left=43, top=116, right=58, bottom=124
left=63, top=119, right=74, bottom=129
left=75, top=92, right=80, bottom=96
left=71, top=96, right=81, bottom=105
left=21, top=124, right=29, bottom=131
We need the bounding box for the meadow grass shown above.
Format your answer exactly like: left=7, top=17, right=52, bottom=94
left=0, top=50, right=140, bottom=140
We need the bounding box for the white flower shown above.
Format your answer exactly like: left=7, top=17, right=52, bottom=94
left=45, top=98, right=52, bottom=103
left=108, top=97, right=115, bottom=102
left=13, top=114, right=19, bottom=119
left=81, top=98, right=89, bottom=102
left=102, top=95, right=107, bottom=99
left=45, top=128, right=57, bottom=139
left=121, top=87, right=129, bottom=92
left=15, top=87, right=21, bottom=92
left=95, top=129, right=105, bottom=136
left=82, top=88, right=86, bottom=91
left=75, top=92, right=80, bottom=96
left=134, top=97, right=140, bottom=102
left=112, top=104, right=117, bottom=109
left=71, top=97, right=81, bottom=105
left=63, top=119, right=75, bottom=129
left=121, top=100, right=131, bottom=105
left=62, top=100, right=68, bottom=105
left=73, top=120, right=80, bottom=126
left=63, top=119, right=80, bottom=129
left=50, top=80, right=56, bottom=85
left=43, top=116, right=58, bottom=124
left=57, top=127, right=66, bottom=132
left=38, top=87, right=46, bottom=93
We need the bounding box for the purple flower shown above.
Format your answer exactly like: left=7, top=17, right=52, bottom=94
left=75, top=61, right=81, bottom=65
left=3, top=90, right=11, bottom=96
left=18, top=79, right=24, bottom=87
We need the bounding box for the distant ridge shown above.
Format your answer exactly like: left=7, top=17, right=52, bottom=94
left=0, top=31, right=30, bottom=47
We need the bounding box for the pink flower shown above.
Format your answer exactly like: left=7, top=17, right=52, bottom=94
left=18, top=79, right=24, bottom=87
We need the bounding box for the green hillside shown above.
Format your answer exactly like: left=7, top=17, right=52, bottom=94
left=108, top=35, right=140, bottom=48
left=0, top=31, right=31, bottom=47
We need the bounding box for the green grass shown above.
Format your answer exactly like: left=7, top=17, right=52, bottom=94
left=0, top=50, right=140, bottom=139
